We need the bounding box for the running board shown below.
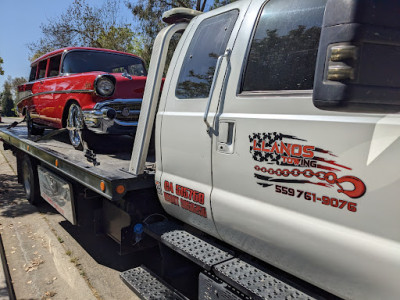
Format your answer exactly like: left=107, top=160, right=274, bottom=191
left=144, top=221, right=327, bottom=300
left=145, top=221, right=233, bottom=270
left=120, top=266, right=187, bottom=300
left=214, top=258, right=316, bottom=300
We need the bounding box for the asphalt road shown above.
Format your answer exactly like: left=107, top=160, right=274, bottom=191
left=0, top=117, right=145, bottom=300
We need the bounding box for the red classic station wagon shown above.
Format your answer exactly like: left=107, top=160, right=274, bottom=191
left=17, top=47, right=147, bottom=149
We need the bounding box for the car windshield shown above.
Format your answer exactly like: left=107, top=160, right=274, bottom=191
left=61, top=50, right=147, bottom=76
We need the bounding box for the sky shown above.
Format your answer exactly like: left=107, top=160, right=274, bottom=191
left=0, top=0, right=135, bottom=89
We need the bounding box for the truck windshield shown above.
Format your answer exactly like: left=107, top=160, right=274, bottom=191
left=62, top=50, right=147, bottom=76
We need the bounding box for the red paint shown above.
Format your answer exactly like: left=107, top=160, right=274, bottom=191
left=17, top=47, right=148, bottom=129
left=336, top=176, right=367, bottom=199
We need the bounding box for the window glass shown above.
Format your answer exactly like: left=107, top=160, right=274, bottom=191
left=29, top=65, right=37, bottom=82
left=176, top=10, right=239, bottom=99
left=242, top=0, right=327, bottom=92
left=62, top=51, right=147, bottom=76
left=37, top=60, right=47, bottom=79
left=48, top=55, right=61, bottom=77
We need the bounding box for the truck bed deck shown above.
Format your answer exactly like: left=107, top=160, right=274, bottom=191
left=0, top=123, right=155, bottom=201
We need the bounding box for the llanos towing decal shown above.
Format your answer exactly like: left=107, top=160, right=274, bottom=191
left=250, top=132, right=366, bottom=213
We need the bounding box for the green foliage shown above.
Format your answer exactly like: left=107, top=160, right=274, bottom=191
left=1, top=82, right=15, bottom=117
left=0, top=76, right=27, bottom=117
left=95, top=26, right=135, bottom=52
left=0, top=57, right=4, bottom=75
left=9, top=76, right=27, bottom=98
left=126, top=0, right=237, bottom=67
left=28, top=0, right=135, bottom=61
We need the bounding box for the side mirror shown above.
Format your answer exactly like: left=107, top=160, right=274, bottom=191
left=313, top=0, right=400, bottom=113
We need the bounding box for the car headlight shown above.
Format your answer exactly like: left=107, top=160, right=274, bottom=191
left=95, top=76, right=115, bottom=97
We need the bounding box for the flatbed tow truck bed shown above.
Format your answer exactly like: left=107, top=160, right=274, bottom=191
left=0, top=124, right=155, bottom=201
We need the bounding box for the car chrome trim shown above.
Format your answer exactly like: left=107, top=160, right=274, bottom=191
left=16, top=89, right=95, bottom=105
left=82, top=98, right=142, bottom=133
left=94, top=74, right=116, bottom=97
left=93, top=98, right=143, bottom=109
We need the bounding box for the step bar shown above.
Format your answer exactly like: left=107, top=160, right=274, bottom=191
left=120, top=266, right=187, bottom=300
left=121, top=221, right=330, bottom=300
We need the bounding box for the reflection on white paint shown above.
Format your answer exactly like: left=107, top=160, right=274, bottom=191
left=368, top=115, right=400, bottom=165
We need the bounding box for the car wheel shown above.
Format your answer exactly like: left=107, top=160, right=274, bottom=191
left=67, top=103, right=85, bottom=150
left=26, top=111, right=44, bottom=135
left=22, top=155, right=41, bottom=205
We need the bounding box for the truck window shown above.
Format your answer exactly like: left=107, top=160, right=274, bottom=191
left=48, top=55, right=61, bottom=77
left=176, top=10, right=239, bottom=99
left=241, top=0, right=327, bottom=92
left=37, top=59, right=47, bottom=79
left=29, top=65, right=37, bottom=82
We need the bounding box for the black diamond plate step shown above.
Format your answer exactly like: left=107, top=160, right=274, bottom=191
left=213, top=258, right=316, bottom=300
left=161, top=229, right=233, bottom=270
left=199, top=271, right=251, bottom=300
left=120, top=266, right=187, bottom=300
left=145, top=221, right=233, bottom=270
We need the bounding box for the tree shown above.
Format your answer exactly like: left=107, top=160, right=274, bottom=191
left=0, top=57, right=4, bottom=75
left=6, top=76, right=27, bottom=99
left=1, top=82, right=15, bottom=117
left=126, top=0, right=236, bottom=66
left=28, top=0, right=137, bottom=60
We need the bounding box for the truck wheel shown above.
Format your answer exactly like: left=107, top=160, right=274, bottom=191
left=26, top=111, right=44, bottom=136
left=21, top=155, right=41, bottom=205
left=67, top=103, right=84, bottom=150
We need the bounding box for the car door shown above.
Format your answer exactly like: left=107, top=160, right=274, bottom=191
left=210, top=0, right=400, bottom=299
left=41, top=54, right=62, bottom=127
left=33, top=58, right=55, bottom=126
left=157, top=1, right=252, bottom=238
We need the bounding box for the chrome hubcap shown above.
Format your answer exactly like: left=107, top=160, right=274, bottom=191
left=68, top=104, right=83, bottom=147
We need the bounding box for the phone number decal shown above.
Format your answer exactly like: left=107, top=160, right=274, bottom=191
left=275, top=185, right=357, bottom=212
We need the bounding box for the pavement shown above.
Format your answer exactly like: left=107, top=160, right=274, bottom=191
left=0, top=117, right=144, bottom=300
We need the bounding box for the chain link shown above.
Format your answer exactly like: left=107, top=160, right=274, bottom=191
left=255, top=166, right=337, bottom=184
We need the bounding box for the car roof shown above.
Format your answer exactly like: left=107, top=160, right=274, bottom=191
left=31, top=47, right=143, bottom=66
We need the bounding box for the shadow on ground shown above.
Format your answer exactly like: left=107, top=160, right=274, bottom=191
left=0, top=173, right=56, bottom=218
left=0, top=171, right=160, bottom=274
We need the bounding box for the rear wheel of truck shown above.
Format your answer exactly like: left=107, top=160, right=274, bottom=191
left=26, top=111, right=44, bottom=136
left=21, top=155, right=41, bottom=205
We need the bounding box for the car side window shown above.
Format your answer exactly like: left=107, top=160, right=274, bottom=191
left=48, top=55, right=61, bottom=77
left=29, top=65, right=37, bottom=82
left=37, top=60, right=47, bottom=79
left=241, top=0, right=327, bottom=92
left=175, top=10, right=239, bottom=99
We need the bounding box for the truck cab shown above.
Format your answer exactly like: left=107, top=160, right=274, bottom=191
left=154, top=0, right=400, bottom=299
left=3, top=0, right=400, bottom=299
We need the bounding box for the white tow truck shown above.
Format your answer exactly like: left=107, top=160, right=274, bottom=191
left=1, top=0, right=400, bottom=299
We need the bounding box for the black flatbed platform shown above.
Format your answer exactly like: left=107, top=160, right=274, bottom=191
left=0, top=124, right=155, bottom=201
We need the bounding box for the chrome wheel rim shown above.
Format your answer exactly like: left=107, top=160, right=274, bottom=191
left=67, top=104, right=83, bottom=148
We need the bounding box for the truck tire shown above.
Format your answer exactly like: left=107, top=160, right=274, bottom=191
left=21, top=155, right=41, bottom=205
left=26, top=111, right=44, bottom=136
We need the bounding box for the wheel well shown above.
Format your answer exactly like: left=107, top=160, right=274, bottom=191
left=62, top=100, right=79, bottom=128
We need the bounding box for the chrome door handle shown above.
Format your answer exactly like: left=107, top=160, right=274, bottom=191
left=203, top=49, right=231, bottom=131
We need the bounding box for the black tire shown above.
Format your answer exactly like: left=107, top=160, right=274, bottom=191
left=67, top=103, right=85, bottom=150
left=21, top=155, right=41, bottom=205
left=26, top=111, right=44, bottom=136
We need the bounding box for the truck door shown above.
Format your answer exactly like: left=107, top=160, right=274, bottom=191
left=157, top=2, right=251, bottom=238
left=210, top=0, right=400, bottom=299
